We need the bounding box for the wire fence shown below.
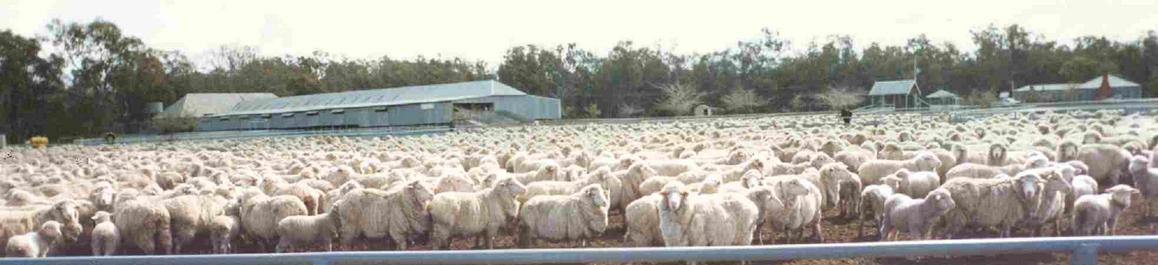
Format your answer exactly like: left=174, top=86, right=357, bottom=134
left=0, top=236, right=1154, bottom=265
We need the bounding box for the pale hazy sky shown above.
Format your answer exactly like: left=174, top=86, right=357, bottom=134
left=2, top=0, right=1156, bottom=66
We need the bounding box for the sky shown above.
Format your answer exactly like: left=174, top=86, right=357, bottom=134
left=2, top=0, right=1157, bottom=66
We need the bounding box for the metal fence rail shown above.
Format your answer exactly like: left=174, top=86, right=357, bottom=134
left=3, top=236, right=1156, bottom=265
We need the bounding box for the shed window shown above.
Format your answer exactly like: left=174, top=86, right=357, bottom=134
left=331, top=109, right=345, bottom=114
left=374, top=107, right=389, bottom=112
left=260, top=114, right=272, bottom=119
left=219, top=117, right=230, bottom=121
left=306, top=111, right=319, bottom=116
left=281, top=113, right=295, bottom=118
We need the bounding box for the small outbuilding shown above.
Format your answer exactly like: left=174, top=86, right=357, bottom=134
left=1012, top=74, right=1141, bottom=102
left=925, top=89, right=960, bottom=106
left=693, top=105, right=715, bottom=116
left=867, top=79, right=925, bottom=110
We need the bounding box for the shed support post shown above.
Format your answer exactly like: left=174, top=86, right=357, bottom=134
left=1071, top=243, right=1100, bottom=265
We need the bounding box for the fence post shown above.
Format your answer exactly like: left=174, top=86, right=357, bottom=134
left=1071, top=243, right=1100, bottom=265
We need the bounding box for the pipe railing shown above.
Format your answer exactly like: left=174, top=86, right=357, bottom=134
left=3, top=236, right=1156, bottom=265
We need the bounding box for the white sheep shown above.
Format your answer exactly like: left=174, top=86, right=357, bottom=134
left=888, top=169, right=941, bottom=198
left=657, top=182, right=759, bottom=250
left=0, top=200, right=84, bottom=251
left=209, top=215, right=241, bottom=254
left=275, top=209, right=341, bottom=252
left=4, top=221, right=62, bottom=257
left=939, top=172, right=1045, bottom=238
left=112, top=199, right=172, bottom=255
left=1077, top=143, right=1132, bottom=186
left=334, top=180, right=434, bottom=250
left=857, top=184, right=894, bottom=238
left=763, top=176, right=824, bottom=243
left=1128, top=155, right=1158, bottom=218
left=878, top=188, right=956, bottom=241
left=90, top=211, right=118, bottom=256
left=623, top=194, right=664, bottom=247
left=1026, top=170, right=1072, bottom=236
left=856, top=153, right=942, bottom=186
left=816, top=163, right=862, bottom=216
left=1073, top=185, right=1140, bottom=236
left=238, top=192, right=309, bottom=252
left=518, top=184, right=609, bottom=247
left=429, top=177, right=526, bottom=250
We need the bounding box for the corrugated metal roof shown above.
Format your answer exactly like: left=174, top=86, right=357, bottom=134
left=868, top=80, right=917, bottom=96
left=1077, top=75, right=1140, bottom=89
left=1013, top=83, right=1079, bottom=92
left=212, top=80, right=529, bottom=117
left=155, top=93, right=277, bottom=119
left=926, top=90, right=959, bottom=99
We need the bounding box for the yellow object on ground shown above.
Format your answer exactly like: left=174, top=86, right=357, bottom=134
left=30, top=136, right=48, bottom=149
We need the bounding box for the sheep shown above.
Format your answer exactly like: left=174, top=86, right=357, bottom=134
left=1076, top=143, right=1132, bottom=186
left=878, top=188, right=956, bottom=241
left=259, top=176, right=327, bottom=216
left=512, top=163, right=563, bottom=184
left=520, top=167, right=620, bottom=207
left=432, top=173, right=477, bottom=194
left=939, top=172, right=1045, bottom=238
left=334, top=180, right=434, bottom=250
left=887, top=169, right=941, bottom=198
left=0, top=200, right=84, bottom=251
left=239, top=192, right=310, bottom=252
left=4, top=221, right=62, bottom=257
left=834, top=147, right=876, bottom=173
left=518, top=184, right=609, bottom=247
left=275, top=208, right=341, bottom=253
left=1026, top=169, right=1073, bottom=237
left=763, top=176, right=824, bottom=243
left=816, top=163, right=863, bottom=216
left=856, top=153, right=942, bottom=186
left=944, top=162, right=1024, bottom=181
left=429, top=177, right=526, bottom=250
left=1073, top=185, right=1140, bottom=236
left=112, top=199, right=172, bottom=255
left=163, top=193, right=230, bottom=254
left=657, top=182, right=759, bottom=250
left=1128, top=155, right=1158, bottom=218
left=90, top=211, right=118, bottom=256
left=623, top=194, right=663, bottom=247
left=209, top=215, right=241, bottom=254
left=857, top=184, right=894, bottom=238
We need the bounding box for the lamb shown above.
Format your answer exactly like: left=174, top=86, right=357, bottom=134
left=238, top=192, right=310, bottom=252
left=4, top=221, right=62, bottom=257
left=1073, top=185, right=1140, bottom=236
left=209, top=215, right=241, bottom=254
left=90, top=211, right=118, bottom=256
left=623, top=194, right=663, bottom=247
left=834, top=146, right=876, bottom=173
left=518, top=184, right=609, bottom=247
left=521, top=167, right=620, bottom=205
left=856, top=153, right=942, bottom=186
left=1026, top=170, right=1072, bottom=237
left=857, top=184, right=894, bottom=238
left=259, top=176, right=327, bottom=215
left=511, top=163, right=562, bottom=184
left=887, top=169, right=941, bottom=198
left=761, top=176, right=825, bottom=243
left=429, top=177, right=526, bottom=250
left=333, top=180, right=434, bottom=250
left=1128, top=155, right=1158, bottom=218
left=939, top=172, right=1045, bottom=238
left=0, top=200, right=84, bottom=251
left=657, top=182, right=759, bottom=250
left=816, top=163, right=863, bottom=216
left=878, top=188, right=956, bottom=241
left=275, top=208, right=341, bottom=253
left=163, top=193, right=230, bottom=254
left=1076, top=143, right=1132, bottom=186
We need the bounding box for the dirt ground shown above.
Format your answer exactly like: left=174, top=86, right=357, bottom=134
left=53, top=199, right=1157, bottom=264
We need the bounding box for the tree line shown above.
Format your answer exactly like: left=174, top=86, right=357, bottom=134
left=1, top=19, right=1156, bottom=143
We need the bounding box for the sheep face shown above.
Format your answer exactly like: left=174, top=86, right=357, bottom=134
left=38, top=221, right=64, bottom=242
left=659, top=183, right=687, bottom=213
left=1129, top=155, right=1150, bottom=185
left=407, top=181, right=436, bottom=208
left=916, top=154, right=942, bottom=172
left=741, top=170, right=763, bottom=189
left=583, top=184, right=610, bottom=209
left=1015, top=173, right=1046, bottom=218
left=1106, top=185, right=1140, bottom=206
left=925, top=188, right=956, bottom=214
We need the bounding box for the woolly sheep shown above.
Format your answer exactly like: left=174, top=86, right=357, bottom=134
left=888, top=169, right=941, bottom=198
left=239, top=192, right=309, bottom=252
left=275, top=208, right=341, bottom=253
left=430, top=177, right=526, bottom=250
left=1077, top=144, right=1132, bottom=186
left=112, top=199, right=171, bottom=254
left=0, top=200, right=83, bottom=251
left=857, top=184, right=894, bottom=238
left=518, top=184, right=609, bottom=247
left=878, top=188, right=956, bottom=241
left=762, top=176, right=825, bottom=243
left=817, top=163, right=863, bottom=216
left=1073, top=185, right=1140, bottom=236
left=163, top=194, right=229, bottom=254
left=334, top=180, right=434, bottom=250
left=1128, top=155, right=1158, bottom=218
left=521, top=168, right=621, bottom=208
left=209, top=215, right=241, bottom=254
left=657, top=182, right=759, bottom=250
left=857, top=153, right=941, bottom=186
left=1026, top=169, right=1072, bottom=237
left=623, top=194, right=663, bottom=247
left=90, top=211, right=118, bottom=256
left=940, top=172, right=1045, bottom=238
left=4, top=221, right=62, bottom=257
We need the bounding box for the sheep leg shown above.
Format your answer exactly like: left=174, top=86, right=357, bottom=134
left=324, top=240, right=332, bottom=252
left=93, top=240, right=103, bottom=256
left=812, top=220, right=824, bottom=243
left=275, top=238, right=290, bottom=253
left=485, top=228, right=498, bottom=249
left=1109, top=217, right=1119, bottom=236
left=1053, top=219, right=1063, bottom=237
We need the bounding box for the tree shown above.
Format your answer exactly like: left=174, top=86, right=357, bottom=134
left=815, top=86, right=865, bottom=110
left=1059, top=56, right=1117, bottom=82
left=719, top=87, right=764, bottom=114
left=653, top=82, right=702, bottom=116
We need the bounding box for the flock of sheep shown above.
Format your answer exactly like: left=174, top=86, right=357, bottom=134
left=0, top=109, right=1156, bottom=260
